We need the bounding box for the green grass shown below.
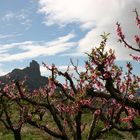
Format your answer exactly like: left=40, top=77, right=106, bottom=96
left=0, top=124, right=55, bottom=140
left=1, top=115, right=140, bottom=140
left=1, top=126, right=140, bottom=140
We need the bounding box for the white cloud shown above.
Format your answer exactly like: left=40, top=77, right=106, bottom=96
left=0, top=33, right=76, bottom=62
left=77, top=26, right=137, bottom=61
left=0, top=64, right=9, bottom=76
left=38, top=0, right=139, bottom=29
left=47, top=33, right=75, bottom=46
left=2, top=13, right=15, bottom=21
left=38, top=0, right=97, bottom=28
left=38, top=0, right=140, bottom=60
left=0, top=33, right=21, bottom=39
left=0, top=70, right=7, bottom=76
left=2, top=10, right=32, bottom=30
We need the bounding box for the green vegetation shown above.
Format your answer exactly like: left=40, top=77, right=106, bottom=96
left=1, top=123, right=140, bottom=140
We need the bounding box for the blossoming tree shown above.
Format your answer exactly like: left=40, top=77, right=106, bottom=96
left=0, top=9, right=140, bottom=140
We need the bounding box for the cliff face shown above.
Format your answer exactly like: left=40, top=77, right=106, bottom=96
left=24, top=60, right=41, bottom=77
left=0, top=60, right=48, bottom=91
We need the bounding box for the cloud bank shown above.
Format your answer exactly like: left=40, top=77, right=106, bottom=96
left=38, top=0, right=140, bottom=60
left=0, top=33, right=76, bottom=62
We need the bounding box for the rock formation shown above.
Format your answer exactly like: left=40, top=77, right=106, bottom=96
left=0, top=60, right=48, bottom=91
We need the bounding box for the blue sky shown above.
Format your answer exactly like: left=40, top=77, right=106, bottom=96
left=0, top=0, right=139, bottom=76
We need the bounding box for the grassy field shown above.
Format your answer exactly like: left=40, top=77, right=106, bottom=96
left=1, top=105, right=140, bottom=140
left=0, top=125, right=50, bottom=140
left=1, top=123, right=140, bottom=140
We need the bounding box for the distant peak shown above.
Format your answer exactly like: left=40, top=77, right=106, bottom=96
left=30, top=60, right=39, bottom=68
left=28, top=60, right=40, bottom=76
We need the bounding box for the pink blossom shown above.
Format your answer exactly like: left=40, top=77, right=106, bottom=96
left=134, top=35, right=140, bottom=45
left=128, top=94, right=134, bottom=99
left=3, top=84, right=9, bottom=93
left=120, top=115, right=133, bottom=123
left=95, top=109, right=101, bottom=115
left=103, top=72, right=110, bottom=79
left=116, top=23, right=125, bottom=39
left=136, top=17, right=140, bottom=28
left=130, top=54, right=140, bottom=61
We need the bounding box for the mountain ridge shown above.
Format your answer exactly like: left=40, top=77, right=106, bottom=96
left=0, top=60, right=48, bottom=91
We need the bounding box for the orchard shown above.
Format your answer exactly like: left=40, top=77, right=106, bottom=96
left=0, top=9, right=140, bottom=140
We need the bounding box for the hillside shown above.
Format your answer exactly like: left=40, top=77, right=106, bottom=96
left=0, top=60, right=48, bottom=91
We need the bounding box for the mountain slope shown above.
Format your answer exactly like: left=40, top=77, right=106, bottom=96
left=0, top=60, right=48, bottom=91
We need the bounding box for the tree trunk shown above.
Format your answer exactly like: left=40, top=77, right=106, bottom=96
left=13, top=129, right=21, bottom=140
left=75, top=112, right=82, bottom=140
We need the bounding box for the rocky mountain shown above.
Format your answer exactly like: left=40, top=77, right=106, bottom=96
left=0, top=60, right=48, bottom=91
